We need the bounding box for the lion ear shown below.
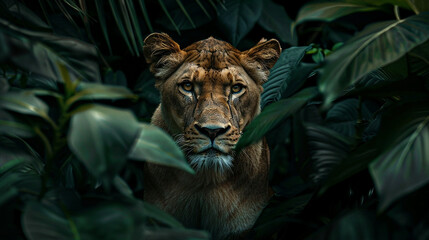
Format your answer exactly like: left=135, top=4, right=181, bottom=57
left=241, top=38, right=281, bottom=84
left=143, top=33, right=186, bottom=80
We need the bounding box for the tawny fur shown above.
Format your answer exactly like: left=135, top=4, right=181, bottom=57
left=143, top=33, right=281, bottom=240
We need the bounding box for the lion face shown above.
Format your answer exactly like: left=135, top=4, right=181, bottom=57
left=143, top=34, right=280, bottom=174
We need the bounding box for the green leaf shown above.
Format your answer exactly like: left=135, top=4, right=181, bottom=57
left=75, top=204, right=134, bottom=240
left=295, top=1, right=381, bottom=26
left=319, top=13, right=429, bottom=107
left=128, top=123, right=194, bottom=174
left=236, top=87, right=319, bottom=150
left=0, top=91, right=53, bottom=125
left=22, top=202, right=76, bottom=240
left=156, top=0, right=212, bottom=31
left=0, top=110, right=35, bottom=137
left=66, top=83, right=137, bottom=107
left=257, top=0, right=296, bottom=45
left=0, top=19, right=100, bottom=82
left=68, top=105, right=140, bottom=179
left=217, top=0, right=263, bottom=45
left=369, top=103, right=429, bottom=211
left=303, top=123, right=354, bottom=183
left=408, top=0, right=429, bottom=13
left=139, top=201, right=184, bottom=228
left=142, top=227, right=210, bottom=240
left=325, top=98, right=374, bottom=138
left=251, top=194, right=312, bottom=239
left=261, top=45, right=313, bottom=108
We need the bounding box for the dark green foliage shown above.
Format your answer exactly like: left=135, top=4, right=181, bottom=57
left=1, top=0, right=429, bottom=239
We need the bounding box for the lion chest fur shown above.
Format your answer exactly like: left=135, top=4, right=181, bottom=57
left=142, top=33, right=280, bottom=239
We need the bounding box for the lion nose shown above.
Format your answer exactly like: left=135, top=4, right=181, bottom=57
left=195, top=124, right=230, bottom=141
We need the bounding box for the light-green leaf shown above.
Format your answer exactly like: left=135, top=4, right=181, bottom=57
left=128, top=123, right=194, bottom=174
left=68, top=105, right=140, bottom=179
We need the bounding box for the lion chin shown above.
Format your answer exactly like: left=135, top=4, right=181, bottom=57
left=188, top=149, right=233, bottom=175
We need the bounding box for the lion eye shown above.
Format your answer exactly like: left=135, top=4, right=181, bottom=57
left=180, top=82, right=193, bottom=92
left=231, top=84, right=243, bottom=94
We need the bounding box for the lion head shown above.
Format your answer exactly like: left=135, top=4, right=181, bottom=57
left=143, top=33, right=281, bottom=175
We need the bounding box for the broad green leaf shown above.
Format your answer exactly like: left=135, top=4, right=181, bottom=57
left=295, top=1, right=381, bottom=26
left=217, top=0, right=263, bottom=45
left=75, top=204, right=134, bottom=240
left=303, top=123, right=354, bottom=183
left=261, top=45, right=313, bottom=108
left=369, top=103, right=429, bottom=211
left=320, top=140, right=378, bottom=195
left=22, top=202, right=76, bottom=240
left=319, top=13, right=429, bottom=107
left=257, top=0, right=296, bottom=45
left=408, top=0, right=429, bottom=13
left=251, top=194, right=312, bottom=239
left=142, top=227, right=210, bottom=240
left=128, top=123, right=194, bottom=174
left=325, top=98, right=375, bottom=138
left=23, top=201, right=137, bottom=240
left=0, top=91, right=53, bottom=125
left=156, top=0, right=212, bottom=30
left=0, top=110, right=34, bottom=137
left=66, top=83, right=137, bottom=106
left=236, top=87, right=319, bottom=150
left=68, top=105, right=140, bottom=179
left=0, top=19, right=100, bottom=82
left=139, top=201, right=184, bottom=228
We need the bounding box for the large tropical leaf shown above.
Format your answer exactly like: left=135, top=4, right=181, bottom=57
left=236, top=87, right=318, bottom=150
left=319, top=12, right=429, bottom=107
left=369, top=102, right=429, bottom=211
left=128, top=123, right=194, bottom=174
left=295, top=0, right=380, bottom=25
left=325, top=98, right=376, bottom=138
left=261, top=45, right=313, bottom=108
left=0, top=91, right=54, bottom=127
left=0, top=18, right=100, bottom=82
left=68, top=105, right=140, bottom=179
left=303, top=123, right=354, bottom=183
left=257, top=0, right=296, bottom=45
left=217, top=0, right=263, bottom=45
left=156, top=0, right=213, bottom=31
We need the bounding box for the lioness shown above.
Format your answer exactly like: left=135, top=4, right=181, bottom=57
left=143, top=33, right=281, bottom=240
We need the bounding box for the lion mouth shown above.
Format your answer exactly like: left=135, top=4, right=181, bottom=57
left=188, top=148, right=233, bottom=173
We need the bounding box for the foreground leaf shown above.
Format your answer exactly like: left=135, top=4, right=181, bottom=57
left=369, top=103, right=429, bottom=211
left=128, top=124, right=193, bottom=174
left=236, top=87, right=318, bottom=150
left=261, top=45, right=313, bottom=108
left=68, top=105, right=140, bottom=179
left=217, top=0, right=263, bottom=45
left=318, top=12, right=429, bottom=107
